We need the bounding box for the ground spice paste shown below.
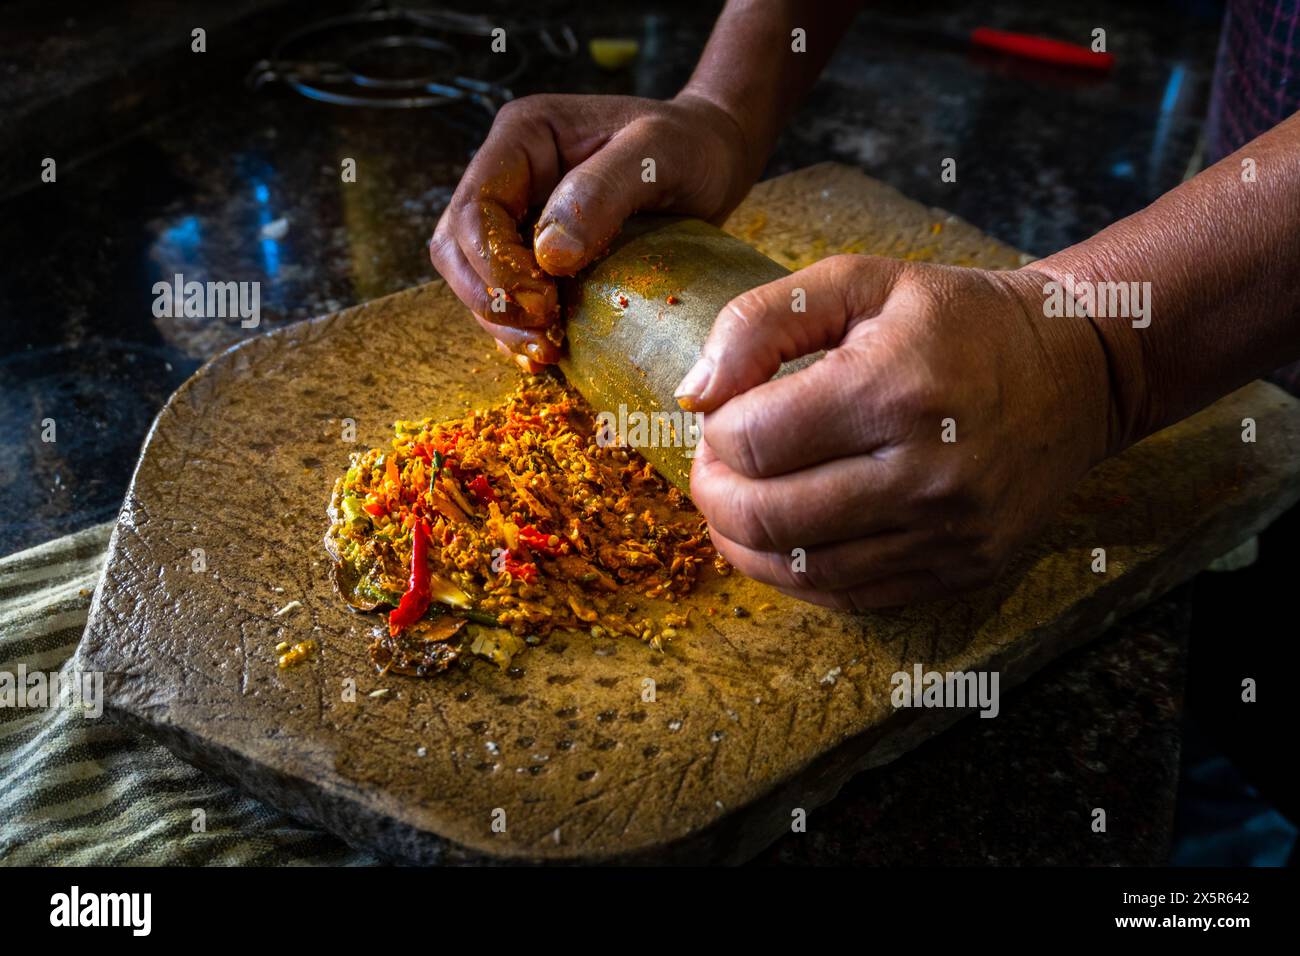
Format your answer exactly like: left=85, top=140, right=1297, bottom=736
left=325, top=375, right=725, bottom=677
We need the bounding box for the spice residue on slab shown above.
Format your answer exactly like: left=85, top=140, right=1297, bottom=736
left=325, top=375, right=725, bottom=677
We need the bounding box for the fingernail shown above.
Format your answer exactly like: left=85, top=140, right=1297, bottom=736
left=513, top=286, right=556, bottom=322
left=535, top=221, right=585, bottom=275
left=674, top=357, right=714, bottom=411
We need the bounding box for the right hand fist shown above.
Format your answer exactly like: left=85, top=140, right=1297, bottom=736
left=428, top=93, right=753, bottom=368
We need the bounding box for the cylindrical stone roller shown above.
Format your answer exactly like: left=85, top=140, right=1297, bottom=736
left=559, top=217, right=793, bottom=493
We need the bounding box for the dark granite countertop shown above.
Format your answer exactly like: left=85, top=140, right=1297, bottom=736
left=0, top=0, right=1221, bottom=554
left=0, top=0, right=1228, bottom=864
left=756, top=590, right=1188, bottom=865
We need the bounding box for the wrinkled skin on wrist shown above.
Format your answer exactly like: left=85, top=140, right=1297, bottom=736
left=429, top=93, right=752, bottom=370
left=682, top=254, right=1113, bottom=609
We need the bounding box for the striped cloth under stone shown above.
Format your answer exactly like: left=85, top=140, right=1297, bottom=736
left=0, top=522, right=376, bottom=866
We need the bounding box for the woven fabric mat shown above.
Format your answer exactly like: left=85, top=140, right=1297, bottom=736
left=0, top=522, right=374, bottom=866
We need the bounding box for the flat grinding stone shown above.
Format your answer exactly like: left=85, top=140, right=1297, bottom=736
left=76, top=164, right=1300, bottom=863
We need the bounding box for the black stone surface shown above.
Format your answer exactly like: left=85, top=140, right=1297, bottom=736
left=0, top=0, right=1221, bottom=554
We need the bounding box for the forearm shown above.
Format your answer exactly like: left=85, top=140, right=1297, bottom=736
left=679, top=0, right=861, bottom=184
left=1032, top=112, right=1300, bottom=455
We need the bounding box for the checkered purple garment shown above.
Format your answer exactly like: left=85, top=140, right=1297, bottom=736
left=1206, top=0, right=1300, bottom=394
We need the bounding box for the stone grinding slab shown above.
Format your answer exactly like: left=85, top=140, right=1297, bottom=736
left=76, top=163, right=1300, bottom=864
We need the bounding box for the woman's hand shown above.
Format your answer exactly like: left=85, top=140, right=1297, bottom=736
left=429, top=93, right=754, bottom=369
left=679, top=255, right=1116, bottom=608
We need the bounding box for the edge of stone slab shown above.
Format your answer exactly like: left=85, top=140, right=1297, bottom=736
left=76, top=285, right=433, bottom=646
left=73, top=252, right=1300, bottom=864
left=77, top=381, right=1300, bottom=865
left=736, top=161, right=1034, bottom=268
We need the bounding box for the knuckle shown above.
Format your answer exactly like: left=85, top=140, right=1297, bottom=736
left=490, top=95, right=555, bottom=142
left=714, top=288, right=780, bottom=347
left=793, top=555, right=840, bottom=593
left=890, top=365, right=940, bottom=422
left=824, top=253, right=866, bottom=276
left=495, top=95, right=535, bottom=121
left=428, top=227, right=456, bottom=268
left=817, top=345, right=869, bottom=395
left=722, top=289, right=765, bottom=330
left=710, top=403, right=766, bottom=478
left=452, top=277, right=492, bottom=314
left=923, top=467, right=971, bottom=510
left=720, top=487, right=778, bottom=552
left=894, top=265, right=943, bottom=303
left=562, top=161, right=622, bottom=206
left=632, top=111, right=679, bottom=143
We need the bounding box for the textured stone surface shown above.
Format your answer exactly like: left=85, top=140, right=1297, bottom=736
left=77, top=164, right=1300, bottom=863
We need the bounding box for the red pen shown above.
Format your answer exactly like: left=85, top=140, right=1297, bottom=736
left=869, top=18, right=1116, bottom=72
left=969, top=27, right=1115, bottom=71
